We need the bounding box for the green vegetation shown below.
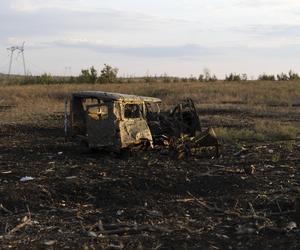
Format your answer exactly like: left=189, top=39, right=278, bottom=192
left=216, top=121, right=300, bottom=143
left=258, top=73, right=276, bottom=81
left=225, top=73, right=247, bottom=81
left=98, top=64, right=119, bottom=83
left=78, top=66, right=98, bottom=83
left=0, top=64, right=119, bottom=85
left=1, top=65, right=300, bottom=86
left=78, top=64, right=119, bottom=83
left=199, top=68, right=218, bottom=82
left=277, top=71, right=300, bottom=81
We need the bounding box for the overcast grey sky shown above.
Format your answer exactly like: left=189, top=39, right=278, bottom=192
left=0, top=0, right=300, bottom=77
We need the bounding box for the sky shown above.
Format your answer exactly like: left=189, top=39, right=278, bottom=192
left=0, top=0, right=300, bottom=77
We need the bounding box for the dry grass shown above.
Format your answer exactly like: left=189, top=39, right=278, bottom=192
left=216, top=122, right=300, bottom=142
left=1, top=81, right=300, bottom=141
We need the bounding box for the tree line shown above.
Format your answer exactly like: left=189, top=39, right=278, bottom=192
left=1, top=64, right=300, bottom=85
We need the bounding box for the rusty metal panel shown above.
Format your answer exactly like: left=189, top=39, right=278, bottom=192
left=119, top=119, right=153, bottom=148
left=85, top=103, right=116, bottom=148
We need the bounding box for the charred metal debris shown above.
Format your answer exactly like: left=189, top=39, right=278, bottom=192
left=66, top=91, right=219, bottom=158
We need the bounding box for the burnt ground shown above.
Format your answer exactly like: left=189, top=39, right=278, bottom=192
left=1, top=116, right=300, bottom=249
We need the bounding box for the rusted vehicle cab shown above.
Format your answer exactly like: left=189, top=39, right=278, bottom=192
left=69, top=91, right=161, bottom=151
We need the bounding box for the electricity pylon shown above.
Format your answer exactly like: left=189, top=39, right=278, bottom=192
left=7, top=42, right=26, bottom=76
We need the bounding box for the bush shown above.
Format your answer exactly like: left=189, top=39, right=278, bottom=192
left=209, top=75, right=218, bottom=82
left=189, top=75, right=197, bottom=82
left=78, top=66, right=97, bottom=83
left=199, top=69, right=218, bottom=82
left=277, top=73, right=289, bottom=81
left=182, top=78, right=188, bottom=82
left=288, top=70, right=300, bottom=81
left=276, top=71, right=300, bottom=81
left=98, top=64, right=118, bottom=83
left=161, top=73, right=171, bottom=83
left=225, top=73, right=241, bottom=81
left=205, top=69, right=217, bottom=82
left=198, top=74, right=204, bottom=82
left=38, top=73, right=54, bottom=84
left=19, top=73, right=56, bottom=85
left=144, top=76, right=158, bottom=83
left=173, top=77, right=180, bottom=83
left=258, top=73, right=276, bottom=81
left=144, top=76, right=152, bottom=83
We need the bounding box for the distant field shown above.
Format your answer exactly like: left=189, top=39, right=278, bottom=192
left=1, top=81, right=300, bottom=141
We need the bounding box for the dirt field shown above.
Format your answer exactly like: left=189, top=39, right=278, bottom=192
left=1, top=81, right=300, bottom=249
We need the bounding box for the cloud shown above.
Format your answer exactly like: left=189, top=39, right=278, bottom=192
left=232, top=24, right=300, bottom=40
left=0, top=1, right=194, bottom=47
left=9, top=0, right=85, bottom=11
left=46, top=38, right=300, bottom=61
left=0, top=8, right=156, bottom=37
left=237, top=0, right=300, bottom=7
left=51, top=40, right=211, bottom=58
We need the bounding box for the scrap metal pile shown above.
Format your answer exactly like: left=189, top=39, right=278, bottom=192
left=146, top=98, right=219, bottom=158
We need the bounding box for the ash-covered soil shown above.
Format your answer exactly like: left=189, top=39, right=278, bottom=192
left=1, top=119, right=300, bottom=249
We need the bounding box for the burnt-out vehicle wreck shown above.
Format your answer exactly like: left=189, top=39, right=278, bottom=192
left=66, top=91, right=218, bottom=156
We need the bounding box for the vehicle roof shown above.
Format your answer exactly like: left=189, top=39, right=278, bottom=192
left=72, top=91, right=162, bottom=103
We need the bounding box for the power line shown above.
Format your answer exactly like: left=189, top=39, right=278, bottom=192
left=7, top=42, right=27, bottom=76
left=26, top=61, right=49, bottom=75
